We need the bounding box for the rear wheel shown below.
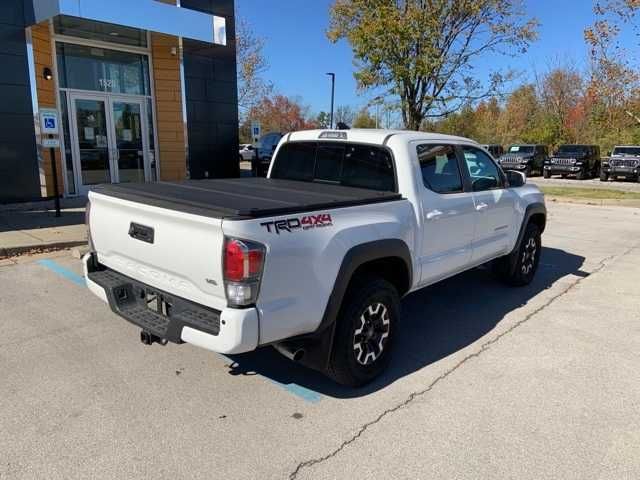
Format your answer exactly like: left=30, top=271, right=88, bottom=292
left=326, top=277, right=399, bottom=387
left=493, top=223, right=541, bottom=287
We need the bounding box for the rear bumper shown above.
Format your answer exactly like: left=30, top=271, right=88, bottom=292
left=83, top=254, right=259, bottom=354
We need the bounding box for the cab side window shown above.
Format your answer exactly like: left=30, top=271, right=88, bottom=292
left=462, top=146, right=504, bottom=191
left=417, top=144, right=463, bottom=194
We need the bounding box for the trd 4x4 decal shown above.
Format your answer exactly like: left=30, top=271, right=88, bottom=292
left=261, top=214, right=333, bottom=234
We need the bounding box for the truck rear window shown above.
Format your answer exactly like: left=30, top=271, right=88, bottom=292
left=270, top=142, right=396, bottom=192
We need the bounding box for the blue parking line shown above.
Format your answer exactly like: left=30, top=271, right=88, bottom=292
left=218, top=354, right=322, bottom=404
left=37, top=259, right=86, bottom=287
left=268, top=379, right=323, bottom=403
left=39, top=259, right=322, bottom=403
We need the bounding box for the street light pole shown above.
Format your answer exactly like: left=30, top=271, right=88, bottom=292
left=326, top=73, right=335, bottom=129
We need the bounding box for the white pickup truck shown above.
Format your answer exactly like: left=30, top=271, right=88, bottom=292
left=84, top=129, right=546, bottom=386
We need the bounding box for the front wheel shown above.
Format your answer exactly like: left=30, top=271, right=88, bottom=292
left=600, top=171, right=609, bottom=182
left=326, top=277, right=399, bottom=387
left=493, top=223, right=541, bottom=287
left=543, top=169, right=551, bottom=179
left=576, top=167, right=587, bottom=180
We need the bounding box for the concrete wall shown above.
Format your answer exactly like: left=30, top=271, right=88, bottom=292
left=0, top=0, right=40, bottom=202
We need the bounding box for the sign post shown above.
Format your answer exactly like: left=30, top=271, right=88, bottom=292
left=251, top=122, right=261, bottom=177
left=40, top=109, right=61, bottom=218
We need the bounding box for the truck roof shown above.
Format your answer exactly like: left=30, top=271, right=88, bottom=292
left=287, top=129, right=477, bottom=146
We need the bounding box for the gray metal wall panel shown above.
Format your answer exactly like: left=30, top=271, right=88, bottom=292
left=181, top=0, right=239, bottom=179
left=0, top=0, right=40, bottom=202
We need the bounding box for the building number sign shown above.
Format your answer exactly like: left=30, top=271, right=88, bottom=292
left=98, top=78, right=116, bottom=89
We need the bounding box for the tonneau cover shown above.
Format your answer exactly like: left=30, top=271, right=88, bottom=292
left=91, top=178, right=402, bottom=219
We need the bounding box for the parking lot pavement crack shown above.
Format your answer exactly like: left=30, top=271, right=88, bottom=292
left=288, top=245, right=639, bottom=480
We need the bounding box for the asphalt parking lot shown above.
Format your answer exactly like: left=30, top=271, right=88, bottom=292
left=1, top=202, right=639, bottom=479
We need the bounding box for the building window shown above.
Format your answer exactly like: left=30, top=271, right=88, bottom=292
left=56, top=42, right=151, bottom=96
left=54, top=16, right=148, bottom=48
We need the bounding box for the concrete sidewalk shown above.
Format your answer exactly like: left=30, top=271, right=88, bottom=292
left=0, top=198, right=87, bottom=258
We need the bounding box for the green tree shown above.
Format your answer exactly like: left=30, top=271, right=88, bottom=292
left=316, top=111, right=331, bottom=128
left=335, top=105, right=355, bottom=127
left=328, top=0, right=538, bottom=130
left=237, top=18, right=273, bottom=119
left=352, top=108, right=377, bottom=128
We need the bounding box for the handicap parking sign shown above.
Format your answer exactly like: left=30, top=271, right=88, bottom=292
left=40, top=108, right=59, bottom=135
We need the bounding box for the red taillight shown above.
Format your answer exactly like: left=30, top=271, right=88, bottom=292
left=224, top=239, right=246, bottom=282
left=248, top=250, right=264, bottom=276
left=223, top=238, right=266, bottom=306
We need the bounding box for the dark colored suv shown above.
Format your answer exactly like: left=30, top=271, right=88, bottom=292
left=544, top=145, right=601, bottom=180
left=498, top=145, right=548, bottom=176
left=253, top=132, right=284, bottom=177
left=601, top=146, right=640, bottom=182
left=482, top=144, right=505, bottom=159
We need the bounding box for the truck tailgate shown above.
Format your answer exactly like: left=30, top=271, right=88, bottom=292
left=88, top=191, right=226, bottom=309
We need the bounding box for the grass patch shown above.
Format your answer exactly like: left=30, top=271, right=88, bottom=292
left=540, top=186, right=640, bottom=200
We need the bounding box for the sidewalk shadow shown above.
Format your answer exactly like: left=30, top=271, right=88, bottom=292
left=224, top=247, right=586, bottom=398
left=0, top=210, right=86, bottom=233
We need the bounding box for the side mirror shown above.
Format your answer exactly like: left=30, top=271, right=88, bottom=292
left=506, top=170, right=526, bottom=187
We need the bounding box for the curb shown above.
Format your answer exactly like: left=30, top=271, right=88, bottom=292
left=0, top=240, right=88, bottom=259
left=545, top=196, right=640, bottom=208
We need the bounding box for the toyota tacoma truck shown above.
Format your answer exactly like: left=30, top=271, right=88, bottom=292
left=84, top=130, right=546, bottom=387
left=601, top=145, right=640, bottom=182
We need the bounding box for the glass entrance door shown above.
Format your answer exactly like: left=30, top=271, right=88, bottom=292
left=69, top=92, right=150, bottom=194
left=112, top=100, right=146, bottom=184
left=73, top=97, right=111, bottom=187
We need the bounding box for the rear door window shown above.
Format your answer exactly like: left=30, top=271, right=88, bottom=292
left=417, top=144, right=463, bottom=194
left=271, top=142, right=396, bottom=192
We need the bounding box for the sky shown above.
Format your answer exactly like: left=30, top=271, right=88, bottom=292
left=236, top=0, right=637, bottom=117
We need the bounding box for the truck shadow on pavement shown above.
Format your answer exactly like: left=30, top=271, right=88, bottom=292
left=225, top=247, right=586, bottom=398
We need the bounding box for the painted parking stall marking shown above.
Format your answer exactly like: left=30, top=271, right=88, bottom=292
left=36, top=258, right=323, bottom=403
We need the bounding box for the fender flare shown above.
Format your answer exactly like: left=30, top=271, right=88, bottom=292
left=320, top=238, right=413, bottom=333
left=282, top=238, right=412, bottom=372
left=508, top=202, right=547, bottom=271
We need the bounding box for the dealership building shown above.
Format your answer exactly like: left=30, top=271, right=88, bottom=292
left=0, top=0, right=239, bottom=203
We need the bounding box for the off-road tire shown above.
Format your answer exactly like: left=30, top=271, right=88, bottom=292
left=600, top=171, right=609, bottom=182
left=493, top=223, right=541, bottom=287
left=326, top=277, right=399, bottom=387
left=543, top=169, right=551, bottom=179
left=576, top=167, right=587, bottom=180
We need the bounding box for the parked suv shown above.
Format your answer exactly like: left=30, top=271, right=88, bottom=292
left=482, top=144, right=504, bottom=159
left=253, top=132, right=284, bottom=177
left=601, top=146, right=640, bottom=182
left=544, top=145, right=601, bottom=180
left=498, top=145, right=548, bottom=176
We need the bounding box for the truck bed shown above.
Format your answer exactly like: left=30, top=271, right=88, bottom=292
left=91, top=178, right=402, bottom=220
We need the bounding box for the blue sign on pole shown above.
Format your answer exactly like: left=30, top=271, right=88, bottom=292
left=40, top=108, right=59, bottom=135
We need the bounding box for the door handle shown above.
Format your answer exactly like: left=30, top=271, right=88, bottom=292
left=426, top=209, right=444, bottom=221
left=476, top=202, right=489, bottom=212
